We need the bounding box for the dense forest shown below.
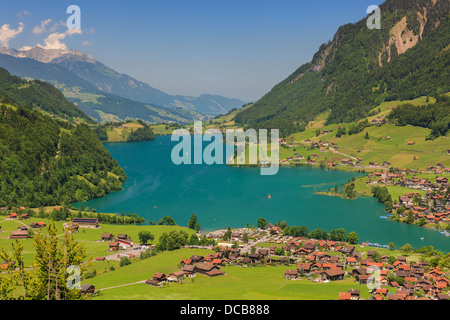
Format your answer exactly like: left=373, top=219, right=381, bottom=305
left=234, top=0, right=449, bottom=136
left=0, top=101, right=126, bottom=207
left=387, top=95, right=450, bottom=139
left=0, top=67, right=93, bottom=123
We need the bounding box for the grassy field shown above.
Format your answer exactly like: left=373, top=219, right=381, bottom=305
left=88, top=247, right=373, bottom=300
left=0, top=215, right=424, bottom=300
left=0, top=216, right=196, bottom=267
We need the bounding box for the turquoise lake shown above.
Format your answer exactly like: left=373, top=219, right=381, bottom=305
left=76, top=135, right=450, bottom=253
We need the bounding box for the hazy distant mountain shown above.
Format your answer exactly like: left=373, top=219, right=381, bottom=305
left=0, top=46, right=246, bottom=117
left=0, top=52, right=204, bottom=124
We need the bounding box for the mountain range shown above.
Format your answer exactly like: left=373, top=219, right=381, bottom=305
left=234, top=0, right=449, bottom=136
left=0, top=46, right=246, bottom=123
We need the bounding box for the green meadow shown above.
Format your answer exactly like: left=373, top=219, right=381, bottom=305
left=88, top=248, right=373, bottom=300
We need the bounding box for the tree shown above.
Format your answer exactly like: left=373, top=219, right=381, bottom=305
left=364, top=131, right=369, bottom=139
left=158, top=216, right=176, bottom=226
left=401, top=243, right=414, bottom=254
left=347, top=231, right=359, bottom=244
left=257, top=218, right=268, bottom=230
left=188, top=214, right=201, bottom=232
left=0, top=220, right=90, bottom=300
left=388, top=242, right=396, bottom=251
left=138, top=230, right=154, bottom=245
left=405, top=210, right=414, bottom=224
left=223, top=226, right=232, bottom=241
left=119, top=256, right=132, bottom=267
left=188, top=234, right=199, bottom=245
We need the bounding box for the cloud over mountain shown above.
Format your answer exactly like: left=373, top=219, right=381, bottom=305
left=0, top=22, right=25, bottom=48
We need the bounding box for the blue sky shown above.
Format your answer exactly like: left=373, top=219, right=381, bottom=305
left=1, top=0, right=384, bottom=102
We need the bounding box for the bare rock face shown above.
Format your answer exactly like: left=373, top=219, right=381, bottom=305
left=0, top=46, right=96, bottom=64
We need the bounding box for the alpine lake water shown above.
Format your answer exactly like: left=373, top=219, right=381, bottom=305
left=75, top=135, right=450, bottom=253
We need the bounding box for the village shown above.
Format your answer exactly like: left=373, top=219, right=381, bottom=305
left=0, top=202, right=449, bottom=300
left=92, top=221, right=449, bottom=301
left=365, top=163, right=450, bottom=233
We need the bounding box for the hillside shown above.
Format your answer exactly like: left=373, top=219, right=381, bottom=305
left=234, top=0, right=449, bottom=136
left=0, top=67, right=93, bottom=123
left=0, top=100, right=126, bottom=207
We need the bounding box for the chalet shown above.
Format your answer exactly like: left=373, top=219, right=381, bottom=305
left=19, top=214, right=30, bottom=220
left=145, top=279, right=161, bottom=287
left=7, top=213, right=17, bottom=219
left=339, top=292, right=351, bottom=300
left=355, top=274, right=371, bottom=284
left=206, top=269, right=225, bottom=277
left=168, top=271, right=185, bottom=282
left=297, top=263, right=311, bottom=273
left=195, top=262, right=221, bottom=275
left=341, top=246, right=355, bottom=255
left=182, top=264, right=197, bottom=277
left=117, top=234, right=130, bottom=240
left=9, top=230, right=28, bottom=239
left=302, top=241, right=316, bottom=252
left=284, top=269, right=298, bottom=280
left=436, top=177, right=448, bottom=184
left=230, top=232, right=241, bottom=241
left=72, top=218, right=99, bottom=228
left=101, top=233, right=114, bottom=241
left=341, top=159, right=353, bottom=165
left=238, top=258, right=253, bottom=265
left=30, top=221, right=46, bottom=229
left=180, top=258, right=193, bottom=265
left=248, top=252, right=262, bottom=262
left=108, top=242, right=119, bottom=251
left=190, top=255, right=204, bottom=263
left=79, top=284, right=95, bottom=295
left=152, top=272, right=168, bottom=282
left=322, top=269, right=346, bottom=281
left=348, top=289, right=360, bottom=300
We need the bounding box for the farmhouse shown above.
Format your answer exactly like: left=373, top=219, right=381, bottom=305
left=101, top=233, right=114, bottom=241
left=436, top=177, right=448, bottom=184
left=80, top=284, right=95, bottom=295
left=195, top=262, right=220, bottom=275
left=168, top=271, right=186, bottom=282
left=205, top=269, right=225, bottom=277
left=322, top=269, right=346, bottom=281
left=182, top=264, right=197, bottom=277
left=9, top=230, right=28, bottom=239
left=284, top=269, right=298, bottom=280
left=19, top=213, right=30, bottom=220
left=72, top=218, right=99, bottom=228
left=108, top=242, right=119, bottom=251
left=152, top=272, right=168, bottom=282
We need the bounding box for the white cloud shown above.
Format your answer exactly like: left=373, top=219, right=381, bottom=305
left=37, top=28, right=82, bottom=50
left=49, top=20, right=66, bottom=33
left=32, top=19, right=52, bottom=35
left=0, top=22, right=25, bottom=48
left=16, top=11, right=31, bottom=18
left=19, top=45, right=34, bottom=51
left=82, top=41, right=92, bottom=46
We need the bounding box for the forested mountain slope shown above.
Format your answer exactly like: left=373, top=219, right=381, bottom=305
left=234, top=0, right=449, bottom=136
